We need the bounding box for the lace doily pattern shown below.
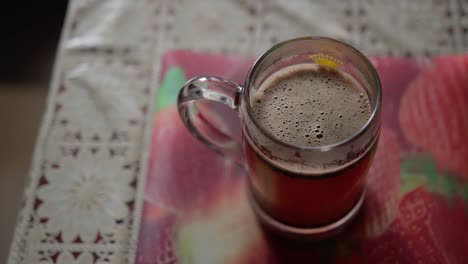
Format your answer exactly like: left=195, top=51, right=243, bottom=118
left=161, top=0, right=258, bottom=56
left=8, top=0, right=467, bottom=263
left=163, top=0, right=468, bottom=57
left=358, top=0, right=460, bottom=56
left=7, top=0, right=162, bottom=263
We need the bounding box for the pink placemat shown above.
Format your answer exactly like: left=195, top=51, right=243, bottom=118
left=137, top=50, right=468, bottom=263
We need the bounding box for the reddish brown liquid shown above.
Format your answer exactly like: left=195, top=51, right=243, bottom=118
left=244, top=139, right=376, bottom=227
left=245, top=64, right=374, bottom=227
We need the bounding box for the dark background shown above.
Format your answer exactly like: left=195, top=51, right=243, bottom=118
left=0, top=1, right=68, bottom=83
left=0, top=1, right=68, bottom=261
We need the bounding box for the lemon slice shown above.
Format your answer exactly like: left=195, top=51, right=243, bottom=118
left=309, top=54, right=343, bottom=69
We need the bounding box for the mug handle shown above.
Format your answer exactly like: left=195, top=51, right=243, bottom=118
left=177, top=76, right=245, bottom=165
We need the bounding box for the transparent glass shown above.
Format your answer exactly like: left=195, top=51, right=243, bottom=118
left=177, top=37, right=382, bottom=238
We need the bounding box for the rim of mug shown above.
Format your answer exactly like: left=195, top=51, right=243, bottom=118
left=243, top=36, right=382, bottom=152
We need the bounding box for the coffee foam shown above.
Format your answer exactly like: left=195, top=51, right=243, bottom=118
left=252, top=63, right=371, bottom=148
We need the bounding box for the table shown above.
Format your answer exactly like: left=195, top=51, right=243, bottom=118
left=7, top=0, right=468, bottom=263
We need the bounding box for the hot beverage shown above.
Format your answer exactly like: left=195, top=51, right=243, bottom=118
left=245, top=64, right=375, bottom=227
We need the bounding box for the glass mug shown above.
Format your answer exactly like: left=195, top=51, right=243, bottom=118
left=177, top=37, right=381, bottom=238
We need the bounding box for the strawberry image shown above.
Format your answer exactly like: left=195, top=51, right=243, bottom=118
left=396, top=152, right=468, bottom=263
left=143, top=171, right=272, bottom=264
left=141, top=182, right=270, bottom=264
left=399, top=56, right=468, bottom=179
left=370, top=57, right=424, bottom=139
left=365, top=187, right=448, bottom=263
left=142, top=53, right=468, bottom=263
left=136, top=202, right=178, bottom=264
left=428, top=194, right=468, bottom=264
left=145, top=106, right=268, bottom=263
left=175, top=180, right=271, bottom=264
left=355, top=128, right=401, bottom=239
left=146, top=106, right=238, bottom=211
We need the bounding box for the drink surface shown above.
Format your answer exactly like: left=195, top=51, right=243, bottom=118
left=252, top=63, right=371, bottom=147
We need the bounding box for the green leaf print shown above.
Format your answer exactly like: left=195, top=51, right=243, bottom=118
left=156, top=66, right=186, bottom=112
left=401, top=153, right=468, bottom=204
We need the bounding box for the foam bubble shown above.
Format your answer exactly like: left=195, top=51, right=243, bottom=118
left=252, top=63, right=371, bottom=147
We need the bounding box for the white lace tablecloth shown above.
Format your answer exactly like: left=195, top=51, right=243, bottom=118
left=7, top=0, right=468, bottom=263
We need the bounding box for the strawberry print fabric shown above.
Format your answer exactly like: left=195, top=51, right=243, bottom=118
left=136, top=51, right=468, bottom=264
